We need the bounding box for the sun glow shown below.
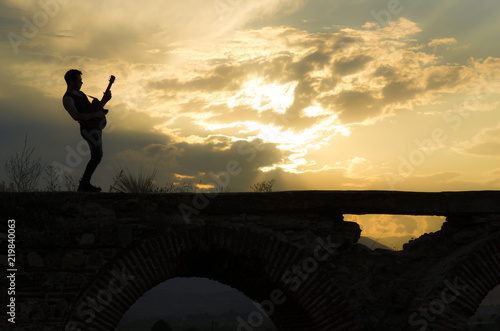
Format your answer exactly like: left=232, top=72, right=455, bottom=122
left=227, top=78, right=297, bottom=114
left=196, top=76, right=352, bottom=174
left=303, top=104, right=324, bottom=117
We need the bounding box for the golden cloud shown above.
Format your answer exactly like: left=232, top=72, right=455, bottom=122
left=455, top=126, right=500, bottom=157
left=428, top=38, right=458, bottom=47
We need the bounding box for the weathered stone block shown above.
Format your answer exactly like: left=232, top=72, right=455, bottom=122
left=79, top=233, right=96, bottom=245
left=27, top=251, right=44, bottom=267
left=61, top=251, right=87, bottom=267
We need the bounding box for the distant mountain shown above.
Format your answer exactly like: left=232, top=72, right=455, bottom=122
left=359, top=235, right=415, bottom=250
left=121, top=290, right=257, bottom=317
left=469, top=304, right=500, bottom=327
left=377, top=235, right=416, bottom=250
left=116, top=288, right=272, bottom=329
left=358, top=236, right=393, bottom=250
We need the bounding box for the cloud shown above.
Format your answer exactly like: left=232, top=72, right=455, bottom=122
left=2, top=0, right=500, bottom=192
left=128, top=18, right=500, bottom=175
left=372, top=65, right=396, bottom=79
left=1, top=0, right=306, bottom=63
left=383, top=169, right=500, bottom=192
left=345, top=214, right=444, bottom=241
left=335, top=90, right=380, bottom=123
left=424, top=66, right=465, bottom=91
left=333, top=54, right=373, bottom=76
left=428, top=38, right=457, bottom=47
left=455, top=126, right=500, bottom=156
left=381, top=80, right=421, bottom=105
left=114, top=137, right=288, bottom=191
left=486, top=168, right=500, bottom=186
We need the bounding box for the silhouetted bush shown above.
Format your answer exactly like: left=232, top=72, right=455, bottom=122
left=4, top=135, right=45, bottom=191
left=110, top=165, right=158, bottom=193
left=250, top=179, right=276, bottom=192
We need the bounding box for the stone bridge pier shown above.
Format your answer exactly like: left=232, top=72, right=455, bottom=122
left=1, top=190, right=500, bottom=331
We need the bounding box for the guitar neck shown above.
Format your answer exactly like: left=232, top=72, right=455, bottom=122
left=104, top=81, right=114, bottom=93
left=104, top=75, right=115, bottom=93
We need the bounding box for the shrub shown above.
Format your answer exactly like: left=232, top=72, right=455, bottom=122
left=250, top=179, right=276, bottom=192
left=5, top=135, right=45, bottom=192
left=110, top=166, right=158, bottom=193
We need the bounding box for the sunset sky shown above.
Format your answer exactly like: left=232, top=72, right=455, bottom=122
left=1, top=0, right=500, bottom=240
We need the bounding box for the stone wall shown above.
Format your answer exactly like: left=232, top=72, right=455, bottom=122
left=1, top=191, right=500, bottom=330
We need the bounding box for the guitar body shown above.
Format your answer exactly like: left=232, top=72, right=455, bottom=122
left=82, top=75, right=115, bottom=130
left=83, top=99, right=108, bottom=130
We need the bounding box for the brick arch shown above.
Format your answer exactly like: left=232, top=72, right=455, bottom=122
left=407, top=232, right=500, bottom=331
left=64, top=225, right=360, bottom=331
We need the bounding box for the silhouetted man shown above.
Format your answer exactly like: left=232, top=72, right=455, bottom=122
left=63, top=69, right=112, bottom=192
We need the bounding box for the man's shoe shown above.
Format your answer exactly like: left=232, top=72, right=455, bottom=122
left=77, top=181, right=102, bottom=192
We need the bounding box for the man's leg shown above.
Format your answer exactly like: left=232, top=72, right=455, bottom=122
left=79, top=128, right=103, bottom=192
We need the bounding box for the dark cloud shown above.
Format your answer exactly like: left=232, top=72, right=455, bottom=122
left=141, top=143, right=179, bottom=159
left=0, top=80, right=74, bottom=161
left=425, top=66, right=463, bottom=91
left=286, top=79, right=316, bottom=115
left=147, top=59, right=271, bottom=94
left=148, top=72, right=241, bottom=93
left=381, top=80, right=422, bottom=105
left=261, top=53, right=294, bottom=83
left=115, top=138, right=288, bottom=191
left=335, top=90, right=380, bottom=123
left=332, top=36, right=360, bottom=51
left=143, top=24, right=483, bottom=135
left=464, top=142, right=500, bottom=156
left=318, top=76, right=338, bottom=92
left=457, top=127, right=500, bottom=156
left=372, top=65, right=396, bottom=79
left=286, top=50, right=331, bottom=80
left=333, top=54, right=373, bottom=76
left=393, top=215, right=418, bottom=234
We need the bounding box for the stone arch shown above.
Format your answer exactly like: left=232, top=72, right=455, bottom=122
left=407, top=231, right=500, bottom=330
left=64, top=225, right=360, bottom=331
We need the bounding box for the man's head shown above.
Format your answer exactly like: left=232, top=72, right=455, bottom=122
left=64, top=69, right=83, bottom=91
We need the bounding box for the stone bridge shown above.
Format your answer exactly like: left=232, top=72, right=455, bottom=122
left=1, top=190, right=500, bottom=331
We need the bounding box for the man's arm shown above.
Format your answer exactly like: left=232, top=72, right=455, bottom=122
left=100, top=90, right=112, bottom=108
left=63, top=96, right=105, bottom=122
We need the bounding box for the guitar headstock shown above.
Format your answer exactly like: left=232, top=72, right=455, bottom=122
left=109, top=75, right=116, bottom=84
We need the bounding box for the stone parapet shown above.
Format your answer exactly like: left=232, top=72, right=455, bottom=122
left=1, top=191, right=499, bottom=330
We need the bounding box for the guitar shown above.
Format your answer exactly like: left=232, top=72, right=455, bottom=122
left=84, top=75, right=115, bottom=130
